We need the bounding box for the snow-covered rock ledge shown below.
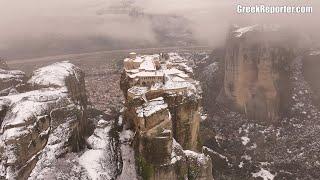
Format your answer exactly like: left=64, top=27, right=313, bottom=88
left=0, top=61, right=88, bottom=179
left=0, top=68, right=26, bottom=96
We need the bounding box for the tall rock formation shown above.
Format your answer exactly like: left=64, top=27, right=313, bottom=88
left=219, top=25, right=295, bottom=122
left=120, top=53, right=213, bottom=180
left=0, top=62, right=88, bottom=179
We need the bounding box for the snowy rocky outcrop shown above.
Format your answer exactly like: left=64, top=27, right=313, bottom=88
left=0, top=68, right=26, bottom=96
left=79, top=118, right=121, bottom=180
left=218, top=25, right=296, bottom=122
left=120, top=53, right=213, bottom=179
left=0, top=62, right=88, bottom=179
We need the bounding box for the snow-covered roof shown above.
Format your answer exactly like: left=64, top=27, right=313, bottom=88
left=128, top=86, right=148, bottom=96
left=124, top=52, right=199, bottom=94
left=133, top=56, right=144, bottom=63
left=176, top=73, right=189, bottom=78
left=179, top=63, right=193, bottom=73
left=125, top=54, right=160, bottom=64
left=129, top=71, right=164, bottom=78
left=171, top=76, right=186, bottom=82
left=126, top=69, right=139, bottom=74
left=168, top=53, right=187, bottom=63
left=139, top=58, right=156, bottom=71
left=164, top=80, right=192, bottom=90
left=163, top=68, right=184, bottom=75
left=150, top=83, right=163, bottom=91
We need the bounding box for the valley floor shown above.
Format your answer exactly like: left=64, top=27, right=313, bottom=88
left=8, top=49, right=320, bottom=179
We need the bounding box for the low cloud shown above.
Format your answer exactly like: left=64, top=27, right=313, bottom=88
left=0, top=0, right=319, bottom=59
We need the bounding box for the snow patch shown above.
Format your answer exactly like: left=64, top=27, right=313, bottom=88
left=252, top=168, right=275, bottom=180
left=28, top=61, right=77, bottom=87
left=184, top=150, right=208, bottom=164
left=136, top=98, right=168, bottom=117
left=241, top=136, right=250, bottom=146
left=79, top=150, right=111, bottom=180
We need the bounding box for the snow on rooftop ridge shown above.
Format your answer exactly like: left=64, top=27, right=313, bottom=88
left=163, top=68, right=184, bottom=75
left=134, top=56, right=144, bottom=63
left=128, top=86, right=148, bottom=96
left=139, top=58, right=156, bottom=71
left=28, top=61, right=78, bottom=88
left=171, top=76, right=186, bottom=82
left=129, top=71, right=164, bottom=79
left=164, top=79, right=194, bottom=91
left=131, top=54, right=159, bottom=63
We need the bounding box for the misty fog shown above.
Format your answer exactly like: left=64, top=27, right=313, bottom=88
left=0, top=0, right=319, bottom=59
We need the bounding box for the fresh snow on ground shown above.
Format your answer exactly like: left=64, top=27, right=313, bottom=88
left=79, top=150, right=110, bottom=180
left=118, top=130, right=138, bottom=180
left=170, top=139, right=183, bottom=164
left=184, top=150, right=208, bottom=164
left=252, top=168, right=275, bottom=180
left=241, top=136, right=250, bottom=146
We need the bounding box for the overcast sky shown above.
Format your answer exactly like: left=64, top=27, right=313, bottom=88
left=0, top=0, right=319, bottom=59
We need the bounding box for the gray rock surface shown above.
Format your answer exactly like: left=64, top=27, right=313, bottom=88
left=0, top=69, right=26, bottom=96
left=0, top=62, right=88, bottom=179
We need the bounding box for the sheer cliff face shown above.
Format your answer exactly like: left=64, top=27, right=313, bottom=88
left=164, top=94, right=200, bottom=150
left=220, top=25, right=294, bottom=122
left=0, top=62, right=88, bottom=179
